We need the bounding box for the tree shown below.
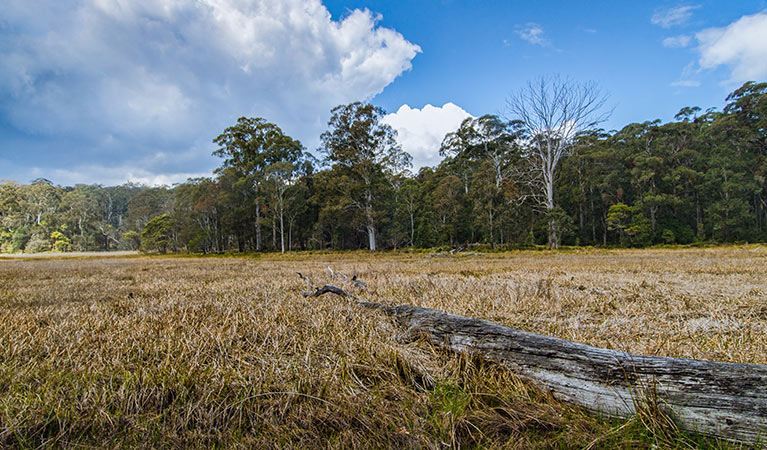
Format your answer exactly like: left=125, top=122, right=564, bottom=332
left=265, top=161, right=305, bottom=253
left=125, top=187, right=172, bottom=233
left=441, top=115, right=519, bottom=188
left=0, top=181, right=21, bottom=252
left=213, top=117, right=303, bottom=251
left=505, top=76, right=609, bottom=248
left=320, top=102, right=412, bottom=251
left=59, top=185, right=105, bottom=251
left=398, top=178, right=420, bottom=247
left=141, top=214, right=175, bottom=254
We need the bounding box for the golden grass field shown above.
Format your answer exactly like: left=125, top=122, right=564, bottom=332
left=1, top=247, right=765, bottom=448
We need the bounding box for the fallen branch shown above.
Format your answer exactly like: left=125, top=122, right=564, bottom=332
left=426, top=251, right=486, bottom=258
left=300, top=279, right=767, bottom=445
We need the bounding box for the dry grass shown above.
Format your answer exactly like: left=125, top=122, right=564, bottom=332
left=1, top=247, right=763, bottom=448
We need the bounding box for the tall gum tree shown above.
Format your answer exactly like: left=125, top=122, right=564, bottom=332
left=441, top=115, right=522, bottom=247
left=505, top=76, right=610, bottom=249
left=320, top=102, right=411, bottom=251
left=213, top=117, right=303, bottom=251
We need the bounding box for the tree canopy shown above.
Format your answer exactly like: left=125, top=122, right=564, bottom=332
left=2, top=81, right=767, bottom=254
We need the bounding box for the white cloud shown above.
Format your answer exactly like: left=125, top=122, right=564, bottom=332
left=671, top=80, right=701, bottom=87
left=382, top=103, right=472, bottom=169
left=516, top=23, right=549, bottom=46
left=695, top=12, right=767, bottom=83
left=663, top=35, right=692, bottom=48
left=0, top=0, right=421, bottom=185
left=50, top=165, right=210, bottom=187
left=651, top=5, right=700, bottom=28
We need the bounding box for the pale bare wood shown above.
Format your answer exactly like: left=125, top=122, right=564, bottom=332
left=302, top=281, right=767, bottom=445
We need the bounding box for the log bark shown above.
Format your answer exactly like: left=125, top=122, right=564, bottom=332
left=303, top=283, right=767, bottom=445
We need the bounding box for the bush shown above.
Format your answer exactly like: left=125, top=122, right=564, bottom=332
left=51, top=231, right=71, bottom=252
left=12, top=227, right=30, bottom=252
left=121, top=231, right=141, bottom=251
left=24, top=235, right=50, bottom=253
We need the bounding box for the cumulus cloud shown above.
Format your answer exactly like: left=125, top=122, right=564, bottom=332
left=651, top=5, right=700, bottom=28
left=695, top=12, right=767, bottom=83
left=382, top=103, right=472, bottom=169
left=663, top=35, right=692, bottom=48
left=516, top=23, right=549, bottom=46
left=0, top=0, right=421, bottom=185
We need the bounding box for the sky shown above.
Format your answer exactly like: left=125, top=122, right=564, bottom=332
left=2, top=0, right=767, bottom=186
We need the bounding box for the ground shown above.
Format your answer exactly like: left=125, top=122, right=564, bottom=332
left=0, top=247, right=764, bottom=448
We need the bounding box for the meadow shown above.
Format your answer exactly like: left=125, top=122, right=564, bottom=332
left=1, top=247, right=765, bottom=448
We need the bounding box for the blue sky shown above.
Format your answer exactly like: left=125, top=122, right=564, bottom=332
left=2, top=0, right=767, bottom=186
left=328, top=0, right=767, bottom=129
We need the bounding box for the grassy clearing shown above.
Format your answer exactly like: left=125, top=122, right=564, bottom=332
left=0, top=247, right=764, bottom=448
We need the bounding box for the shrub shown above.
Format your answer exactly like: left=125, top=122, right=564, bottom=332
left=50, top=231, right=71, bottom=252
left=24, top=235, right=50, bottom=253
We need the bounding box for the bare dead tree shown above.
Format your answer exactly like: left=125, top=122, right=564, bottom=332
left=505, top=76, right=610, bottom=249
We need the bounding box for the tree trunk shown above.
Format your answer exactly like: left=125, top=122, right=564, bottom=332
left=255, top=197, right=261, bottom=251
left=272, top=215, right=277, bottom=250
left=280, top=208, right=285, bottom=253
left=367, top=224, right=376, bottom=251
left=548, top=218, right=559, bottom=250
left=288, top=217, right=293, bottom=251
left=489, top=201, right=494, bottom=249
left=696, top=192, right=704, bottom=241
left=384, top=305, right=767, bottom=446
left=546, top=172, right=558, bottom=249
left=410, top=212, right=415, bottom=247
left=304, top=284, right=767, bottom=446
left=365, top=191, right=376, bottom=251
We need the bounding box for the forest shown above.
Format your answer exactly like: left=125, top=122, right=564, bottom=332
left=1, top=79, right=765, bottom=254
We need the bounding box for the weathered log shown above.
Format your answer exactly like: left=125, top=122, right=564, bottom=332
left=305, top=282, right=767, bottom=445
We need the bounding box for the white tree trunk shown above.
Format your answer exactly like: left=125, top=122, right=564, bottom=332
left=280, top=208, right=285, bottom=253
left=365, top=189, right=376, bottom=251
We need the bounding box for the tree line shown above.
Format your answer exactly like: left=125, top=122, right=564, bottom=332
left=1, top=78, right=765, bottom=253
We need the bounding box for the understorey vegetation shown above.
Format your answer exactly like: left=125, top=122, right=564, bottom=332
left=1, top=80, right=766, bottom=254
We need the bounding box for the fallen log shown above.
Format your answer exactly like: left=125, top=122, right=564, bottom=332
left=302, top=282, right=767, bottom=445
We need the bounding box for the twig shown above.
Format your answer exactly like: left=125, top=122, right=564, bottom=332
left=302, top=284, right=357, bottom=299
left=297, top=272, right=313, bottom=290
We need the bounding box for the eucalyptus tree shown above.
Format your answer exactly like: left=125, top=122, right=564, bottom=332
left=441, top=114, right=522, bottom=246
left=0, top=181, right=21, bottom=252
left=320, top=102, right=412, bottom=251
left=59, top=184, right=106, bottom=250
left=265, top=160, right=307, bottom=253
left=213, top=117, right=303, bottom=251
left=21, top=178, right=60, bottom=228
left=721, top=81, right=767, bottom=237
left=441, top=115, right=519, bottom=187
left=505, top=76, right=610, bottom=248
left=398, top=178, right=420, bottom=247
left=125, top=187, right=172, bottom=233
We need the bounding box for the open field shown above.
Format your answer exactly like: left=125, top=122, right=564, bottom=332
left=1, top=247, right=765, bottom=448
left=0, top=251, right=140, bottom=259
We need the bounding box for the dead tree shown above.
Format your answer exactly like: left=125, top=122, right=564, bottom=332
left=505, top=76, right=610, bottom=249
